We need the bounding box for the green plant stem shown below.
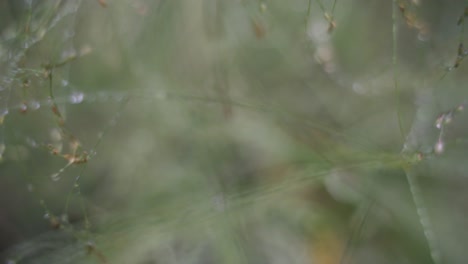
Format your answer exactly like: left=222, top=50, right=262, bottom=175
left=331, top=0, right=338, bottom=14
left=404, top=168, right=442, bottom=264
left=393, top=0, right=405, bottom=141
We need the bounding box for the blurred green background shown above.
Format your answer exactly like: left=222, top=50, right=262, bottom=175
left=1, top=0, right=468, bottom=263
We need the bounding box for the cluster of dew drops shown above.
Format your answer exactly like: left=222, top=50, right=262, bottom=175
left=434, top=102, right=465, bottom=155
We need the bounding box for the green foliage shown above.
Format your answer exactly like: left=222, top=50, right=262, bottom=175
left=1, top=1, right=468, bottom=263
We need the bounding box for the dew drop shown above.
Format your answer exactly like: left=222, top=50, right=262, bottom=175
left=69, top=91, right=84, bottom=104
left=0, top=109, right=8, bottom=125
left=308, top=21, right=329, bottom=43
left=27, top=183, right=34, bottom=192
left=50, top=128, right=62, bottom=142
left=444, top=112, right=453, bottom=124
left=63, top=29, right=75, bottom=40
left=352, top=82, right=366, bottom=95
left=260, top=2, right=267, bottom=12
left=45, top=98, right=53, bottom=107
left=80, top=45, right=92, bottom=56
left=50, top=173, right=61, bottom=181
left=61, top=214, right=69, bottom=223
left=212, top=194, right=225, bottom=212
left=28, top=100, right=41, bottom=111
left=434, top=140, right=444, bottom=154
left=0, top=143, right=5, bottom=162
left=37, top=28, right=46, bottom=39
left=3, top=77, right=13, bottom=84
left=19, top=103, right=28, bottom=114
left=61, top=48, right=76, bottom=60
left=417, top=31, right=430, bottom=42
left=435, top=115, right=444, bottom=129
left=43, top=213, right=50, bottom=219
left=86, top=240, right=96, bottom=250
left=26, top=137, right=38, bottom=148
left=61, top=79, right=69, bottom=87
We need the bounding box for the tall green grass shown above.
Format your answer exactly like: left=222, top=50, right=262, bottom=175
left=1, top=1, right=468, bottom=263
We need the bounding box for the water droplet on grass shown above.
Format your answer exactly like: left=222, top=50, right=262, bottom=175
left=50, top=173, right=61, bottom=181
left=69, top=91, right=84, bottom=104
left=26, top=137, right=38, bottom=147
left=61, top=214, right=69, bottom=223
left=19, top=103, right=27, bottom=114
left=63, top=30, right=75, bottom=40
left=45, top=98, right=53, bottom=107
left=0, top=109, right=8, bottom=124
left=434, top=140, right=444, bottom=154
left=417, top=31, right=430, bottom=42
left=435, top=115, right=444, bottom=129
left=50, top=128, right=62, bottom=142
left=28, top=100, right=41, bottom=110
left=0, top=143, right=5, bottom=161
left=308, top=21, right=329, bottom=43
left=352, top=82, right=366, bottom=95
left=444, top=113, right=453, bottom=124
left=260, top=2, right=267, bottom=12
left=212, top=194, right=225, bottom=211
left=61, top=48, right=76, bottom=60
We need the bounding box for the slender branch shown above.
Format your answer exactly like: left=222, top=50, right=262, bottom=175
left=404, top=168, right=442, bottom=264
left=393, top=0, right=405, bottom=141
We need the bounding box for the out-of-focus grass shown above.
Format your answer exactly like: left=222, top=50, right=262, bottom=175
left=1, top=0, right=468, bottom=263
